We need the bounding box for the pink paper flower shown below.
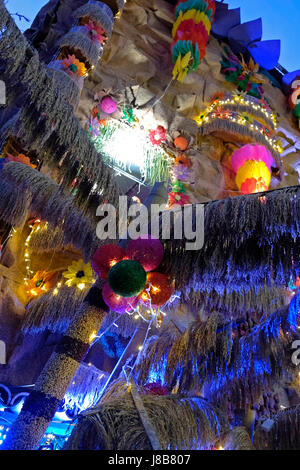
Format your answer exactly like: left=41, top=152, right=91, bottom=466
left=149, top=126, right=166, bottom=146
left=84, top=20, right=106, bottom=44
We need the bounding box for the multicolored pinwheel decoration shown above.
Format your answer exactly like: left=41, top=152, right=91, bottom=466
left=92, top=236, right=173, bottom=314
left=172, top=0, right=216, bottom=82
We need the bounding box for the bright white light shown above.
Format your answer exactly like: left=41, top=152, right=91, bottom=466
left=101, top=125, right=147, bottom=172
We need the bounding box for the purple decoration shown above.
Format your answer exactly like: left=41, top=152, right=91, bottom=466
left=248, top=40, right=281, bottom=71
left=87, top=116, right=100, bottom=138
left=126, top=235, right=164, bottom=273
left=173, top=165, right=191, bottom=182
left=212, top=7, right=241, bottom=40
left=228, top=19, right=262, bottom=56
left=102, top=282, right=138, bottom=314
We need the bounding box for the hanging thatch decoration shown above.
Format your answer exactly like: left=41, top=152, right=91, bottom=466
left=254, top=405, right=300, bottom=450
left=65, top=392, right=228, bottom=450
left=57, top=29, right=101, bottom=68
left=0, top=162, right=107, bottom=259
left=27, top=224, right=67, bottom=253
left=136, top=298, right=300, bottom=408
left=160, top=185, right=300, bottom=293
left=64, top=363, right=109, bottom=413
left=197, top=93, right=281, bottom=169
left=179, top=285, right=288, bottom=319
left=22, top=286, right=88, bottom=335
left=100, top=310, right=140, bottom=339
left=0, top=1, right=119, bottom=209
left=223, top=427, right=254, bottom=450
left=73, top=4, right=113, bottom=39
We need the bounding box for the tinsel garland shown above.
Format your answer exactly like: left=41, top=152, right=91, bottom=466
left=65, top=393, right=228, bottom=450
left=0, top=1, right=119, bottom=209
left=254, top=405, right=300, bottom=450
left=136, top=299, right=300, bottom=408
left=0, top=162, right=102, bottom=259
left=160, top=186, right=300, bottom=293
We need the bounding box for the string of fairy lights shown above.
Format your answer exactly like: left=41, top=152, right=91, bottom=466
left=196, top=93, right=282, bottom=155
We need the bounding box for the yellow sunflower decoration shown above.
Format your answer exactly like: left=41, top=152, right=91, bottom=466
left=63, top=260, right=95, bottom=290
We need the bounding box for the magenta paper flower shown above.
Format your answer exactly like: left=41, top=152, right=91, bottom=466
left=173, top=165, right=190, bottom=181
left=84, top=20, right=106, bottom=44
left=88, top=116, right=100, bottom=138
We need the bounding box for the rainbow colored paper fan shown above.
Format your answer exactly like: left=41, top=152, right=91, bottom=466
left=172, top=0, right=216, bottom=82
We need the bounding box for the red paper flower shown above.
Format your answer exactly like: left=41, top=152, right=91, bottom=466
left=149, top=125, right=166, bottom=146
left=168, top=192, right=190, bottom=206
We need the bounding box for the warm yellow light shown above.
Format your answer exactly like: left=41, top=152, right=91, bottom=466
left=89, top=331, right=97, bottom=343
left=77, top=283, right=86, bottom=290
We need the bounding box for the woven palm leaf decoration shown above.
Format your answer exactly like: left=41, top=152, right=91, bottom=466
left=172, top=0, right=216, bottom=82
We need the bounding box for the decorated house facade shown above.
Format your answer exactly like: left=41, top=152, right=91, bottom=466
left=0, top=0, right=299, bottom=451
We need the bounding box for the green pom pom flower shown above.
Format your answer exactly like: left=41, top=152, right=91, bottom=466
left=108, top=260, right=147, bottom=297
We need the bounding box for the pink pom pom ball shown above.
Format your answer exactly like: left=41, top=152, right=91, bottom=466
left=126, top=235, right=164, bottom=272
left=231, top=144, right=274, bottom=173
left=92, top=244, right=125, bottom=279
left=102, top=282, right=139, bottom=314
left=100, top=96, right=118, bottom=114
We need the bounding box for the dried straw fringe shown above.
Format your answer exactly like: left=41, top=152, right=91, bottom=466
left=100, top=310, right=138, bottom=338
left=254, top=405, right=300, bottom=450
left=73, top=3, right=113, bottom=38
left=46, top=66, right=82, bottom=108
left=0, top=162, right=101, bottom=259
left=28, top=224, right=67, bottom=253
left=0, top=2, right=119, bottom=209
left=136, top=304, right=300, bottom=408
left=64, top=363, right=109, bottom=411
left=161, top=186, right=300, bottom=293
left=180, top=285, right=288, bottom=319
left=198, top=115, right=281, bottom=165
left=22, top=286, right=88, bottom=335
left=223, top=427, right=254, bottom=450
left=65, top=393, right=228, bottom=450
left=222, top=97, right=276, bottom=131
left=58, top=28, right=102, bottom=67
left=0, top=179, right=30, bottom=226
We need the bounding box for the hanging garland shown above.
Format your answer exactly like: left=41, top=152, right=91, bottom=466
left=172, top=0, right=216, bottom=82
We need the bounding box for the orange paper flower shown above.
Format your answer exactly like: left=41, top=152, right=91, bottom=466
left=62, top=55, right=87, bottom=77
left=26, top=271, right=58, bottom=298
left=5, top=154, right=36, bottom=168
